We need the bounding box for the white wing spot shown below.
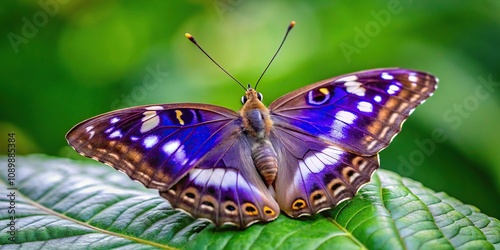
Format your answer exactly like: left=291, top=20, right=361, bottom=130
left=109, top=130, right=122, bottom=139
left=110, top=117, right=120, bottom=124
left=336, top=75, right=358, bottom=82
left=374, top=95, right=382, bottom=103
left=367, top=140, right=378, bottom=151
left=358, top=160, right=368, bottom=171
left=381, top=72, right=394, bottom=80
left=349, top=172, right=361, bottom=183
left=389, top=113, right=399, bottom=123
left=163, top=140, right=180, bottom=154
left=398, top=102, right=409, bottom=112
left=221, top=170, right=243, bottom=191
left=344, top=81, right=366, bottom=96
left=335, top=111, right=357, bottom=124
left=140, top=111, right=160, bottom=133
left=380, top=126, right=390, bottom=138
left=322, top=146, right=344, bottom=159
left=303, top=154, right=324, bottom=173
left=332, top=111, right=356, bottom=138
left=190, top=168, right=239, bottom=189
left=141, top=111, right=157, bottom=121
left=163, top=140, right=187, bottom=165
left=145, top=106, right=164, bottom=110
left=387, top=84, right=400, bottom=95
left=85, top=126, right=95, bottom=139
left=333, top=184, right=347, bottom=196
left=331, top=121, right=345, bottom=139
left=316, top=147, right=342, bottom=165
left=408, top=74, right=418, bottom=82
left=357, top=101, right=373, bottom=112
left=294, top=146, right=343, bottom=187
left=143, top=135, right=159, bottom=148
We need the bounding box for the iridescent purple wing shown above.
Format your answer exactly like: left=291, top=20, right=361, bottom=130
left=270, top=68, right=438, bottom=155
left=269, top=68, right=438, bottom=215
left=66, top=104, right=279, bottom=227
left=67, top=104, right=236, bottom=190
left=271, top=128, right=379, bottom=217
left=161, top=134, right=279, bottom=227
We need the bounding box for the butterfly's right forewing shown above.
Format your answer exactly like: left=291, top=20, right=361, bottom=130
left=270, top=68, right=438, bottom=155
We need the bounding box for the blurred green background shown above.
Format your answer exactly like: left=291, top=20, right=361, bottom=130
left=1, top=1, right=499, bottom=218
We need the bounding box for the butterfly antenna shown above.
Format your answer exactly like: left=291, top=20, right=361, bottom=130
left=254, top=21, right=295, bottom=90
left=185, top=33, right=246, bottom=90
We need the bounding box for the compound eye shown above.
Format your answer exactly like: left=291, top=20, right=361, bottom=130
left=241, top=96, right=248, bottom=104
left=257, top=92, right=263, bottom=101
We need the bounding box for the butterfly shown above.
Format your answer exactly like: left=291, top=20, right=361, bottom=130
left=67, top=20, right=437, bottom=229
left=66, top=66, right=438, bottom=228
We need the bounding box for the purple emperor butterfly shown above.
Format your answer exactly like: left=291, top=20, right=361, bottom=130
left=66, top=22, right=438, bottom=228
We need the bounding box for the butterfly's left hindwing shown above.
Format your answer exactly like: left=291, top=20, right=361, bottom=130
left=66, top=104, right=279, bottom=227
left=160, top=134, right=279, bottom=227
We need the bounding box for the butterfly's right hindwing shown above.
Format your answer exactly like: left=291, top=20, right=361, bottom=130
left=270, top=128, right=379, bottom=217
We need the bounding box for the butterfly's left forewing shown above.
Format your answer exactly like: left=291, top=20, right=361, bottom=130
left=67, top=104, right=279, bottom=227
left=67, top=104, right=238, bottom=190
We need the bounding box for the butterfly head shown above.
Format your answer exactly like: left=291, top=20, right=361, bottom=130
left=241, top=85, right=263, bottom=105
left=240, top=87, right=272, bottom=139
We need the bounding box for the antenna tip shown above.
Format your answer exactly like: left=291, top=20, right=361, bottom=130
left=185, top=33, right=196, bottom=43
left=289, top=21, right=296, bottom=28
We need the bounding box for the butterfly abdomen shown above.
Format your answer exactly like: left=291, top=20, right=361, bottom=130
left=251, top=140, right=278, bottom=186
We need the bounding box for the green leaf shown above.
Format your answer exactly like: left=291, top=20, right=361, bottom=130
left=1, top=155, right=499, bottom=249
